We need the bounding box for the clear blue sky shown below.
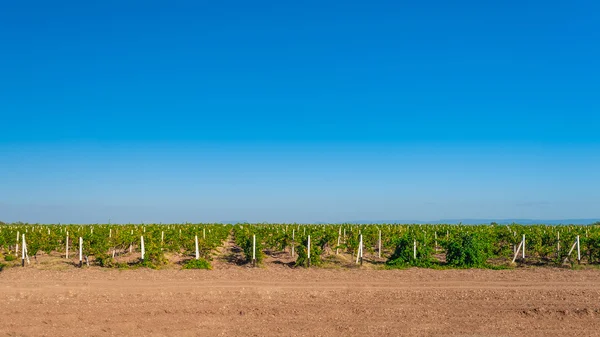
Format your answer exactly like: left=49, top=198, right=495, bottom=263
left=1, top=1, right=599, bottom=223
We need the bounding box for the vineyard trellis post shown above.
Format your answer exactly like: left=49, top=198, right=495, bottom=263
left=563, top=235, right=581, bottom=264
left=15, top=231, right=19, bottom=257
left=195, top=235, right=199, bottom=260
left=378, top=230, right=382, bottom=258
left=307, top=235, right=311, bottom=267
left=141, top=236, right=145, bottom=261
left=252, top=234, right=256, bottom=267
left=511, top=235, right=525, bottom=263
left=65, top=232, right=69, bottom=259
left=336, top=227, right=341, bottom=255
left=359, top=234, right=364, bottom=265
left=21, top=234, right=26, bottom=267
left=291, top=229, right=295, bottom=258
left=413, top=240, right=417, bottom=260
left=79, top=237, right=83, bottom=267
left=577, top=235, right=581, bottom=262
left=557, top=231, right=560, bottom=258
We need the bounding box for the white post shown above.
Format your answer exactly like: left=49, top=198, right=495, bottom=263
left=307, top=235, right=311, bottom=267
left=564, top=239, right=579, bottom=264
left=21, top=234, right=25, bottom=267
left=291, top=229, right=295, bottom=257
left=79, top=237, right=83, bottom=267
left=356, top=234, right=363, bottom=264
left=557, top=231, right=560, bottom=256
left=512, top=240, right=523, bottom=263
left=413, top=240, right=417, bottom=259
left=522, top=234, right=525, bottom=259
left=140, top=236, right=145, bottom=261
left=576, top=235, right=581, bottom=262
left=109, top=228, right=112, bottom=238
left=203, top=228, right=206, bottom=240
left=252, top=234, right=256, bottom=266
left=15, top=231, right=19, bottom=257
left=195, top=235, right=199, bottom=260
left=378, top=230, right=382, bottom=258
left=336, top=227, right=341, bottom=255
left=161, top=231, right=164, bottom=244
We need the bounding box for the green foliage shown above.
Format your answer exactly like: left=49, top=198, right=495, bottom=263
left=3, top=254, right=16, bottom=262
left=585, top=235, right=600, bottom=264
left=183, top=258, right=212, bottom=270
left=233, top=226, right=265, bottom=265
left=0, top=222, right=599, bottom=270
left=445, top=232, right=491, bottom=268
left=295, top=236, right=323, bottom=267
left=386, top=233, right=433, bottom=267
left=140, top=234, right=168, bottom=268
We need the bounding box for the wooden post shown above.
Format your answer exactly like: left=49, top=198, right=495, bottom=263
left=434, top=232, right=437, bottom=253
left=161, top=231, right=164, bottom=245
left=79, top=237, right=83, bottom=267
left=140, top=236, right=145, bottom=261
left=203, top=228, right=206, bottom=240
left=307, top=235, right=311, bottom=267
left=252, top=234, right=256, bottom=267
left=65, top=233, right=69, bottom=259
left=195, top=235, right=199, bottom=260
left=378, top=230, right=382, bottom=258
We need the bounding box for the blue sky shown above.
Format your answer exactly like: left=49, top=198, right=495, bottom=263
left=1, top=1, right=599, bottom=223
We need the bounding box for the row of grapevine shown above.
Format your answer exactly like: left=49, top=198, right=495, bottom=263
left=230, top=223, right=600, bottom=268
left=2, top=222, right=599, bottom=269
left=0, top=223, right=230, bottom=268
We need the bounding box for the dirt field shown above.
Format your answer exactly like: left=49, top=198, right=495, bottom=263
left=1, top=267, right=600, bottom=337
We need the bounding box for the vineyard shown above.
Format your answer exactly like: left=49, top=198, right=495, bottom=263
left=1, top=222, right=600, bottom=270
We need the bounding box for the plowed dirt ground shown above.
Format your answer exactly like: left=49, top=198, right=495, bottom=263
left=1, top=267, right=599, bottom=336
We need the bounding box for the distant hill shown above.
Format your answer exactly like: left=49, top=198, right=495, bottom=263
left=345, top=219, right=600, bottom=225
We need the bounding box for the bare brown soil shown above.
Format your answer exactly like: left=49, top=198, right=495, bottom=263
left=1, top=267, right=600, bottom=337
